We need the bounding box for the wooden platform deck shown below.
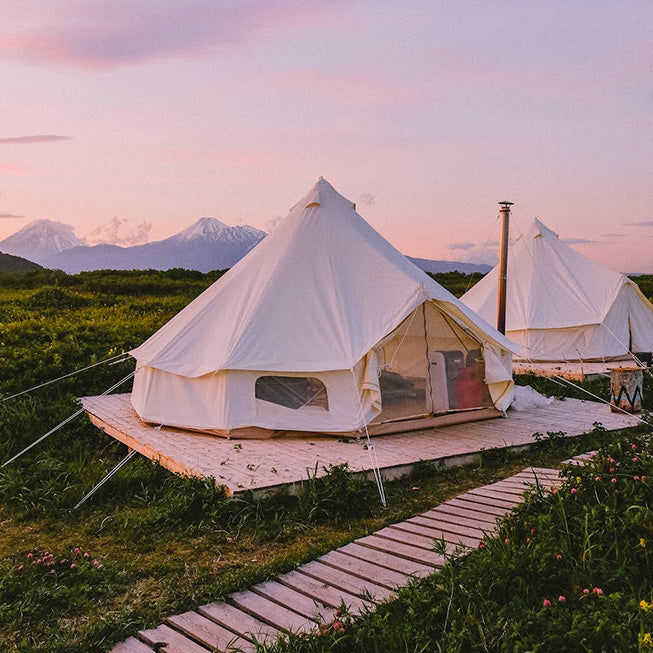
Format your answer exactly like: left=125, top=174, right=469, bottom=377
left=81, top=393, right=638, bottom=497
left=513, top=359, right=647, bottom=381
left=111, top=465, right=566, bottom=652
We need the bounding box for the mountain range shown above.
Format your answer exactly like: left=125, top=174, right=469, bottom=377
left=0, top=218, right=491, bottom=275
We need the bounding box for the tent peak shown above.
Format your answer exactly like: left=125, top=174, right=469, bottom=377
left=298, top=177, right=356, bottom=211
left=526, top=217, right=559, bottom=240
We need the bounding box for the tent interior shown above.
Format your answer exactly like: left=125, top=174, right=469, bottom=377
left=370, top=301, right=493, bottom=424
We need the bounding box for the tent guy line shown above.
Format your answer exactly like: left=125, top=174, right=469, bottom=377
left=0, top=352, right=131, bottom=403
left=73, top=448, right=139, bottom=510
left=1, top=371, right=135, bottom=468
left=548, top=374, right=651, bottom=427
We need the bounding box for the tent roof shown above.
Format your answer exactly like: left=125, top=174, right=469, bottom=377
left=131, top=178, right=514, bottom=377
left=461, top=218, right=630, bottom=331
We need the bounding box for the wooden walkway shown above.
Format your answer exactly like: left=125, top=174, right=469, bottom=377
left=82, top=393, right=637, bottom=496
left=112, top=465, right=565, bottom=652
left=513, top=359, right=646, bottom=381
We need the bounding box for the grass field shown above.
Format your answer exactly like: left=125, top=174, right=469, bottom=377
left=0, top=268, right=651, bottom=652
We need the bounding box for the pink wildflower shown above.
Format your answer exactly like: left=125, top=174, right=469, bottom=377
left=70, top=563, right=76, bottom=569
left=634, top=475, right=641, bottom=481
left=504, top=538, right=511, bottom=545
left=583, top=588, right=589, bottom=594
left=571, top=488, right=577, bottom=494
left=595, top=476, right=601, bottom=481
left=50, top=569, right=55, bottom=574
left=332, top=621, right=342, bottom=630
left=633, top=457, right=639, bottom=463
left=593, top=588, right=603, bottom=595
left=74, top=547, right=80, bottom=554
left=632, top=444, right=637, bottom=450
left=642, top=475, right=647, bottom=481
left=543, top=599, right=551, bottom=607
left=84, top=552, right=89, bottom=558
left=93, top=560, right=100, bottom=567
left=558, top=595, right=566, bottom=602
left=609, top=467, right=615, bottom=473
left=611, top=478, right=617, bottom=484
left=556, top=554, right=563, bottom=560
left=18, top=565, right=23, bottom=571
left=27, top=553, right=32, bottom=559
left=530, top=528, right=536, bottom=535
left=526, top=537, right=531, bottom=544
left=609, top=458, right=615, bottom=464
left=478, top=543, right=485, bottom=550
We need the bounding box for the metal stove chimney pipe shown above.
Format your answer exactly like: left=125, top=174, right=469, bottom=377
left=497, top=201, right=513, bottom=335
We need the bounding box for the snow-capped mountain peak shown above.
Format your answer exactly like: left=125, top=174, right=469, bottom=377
left=0, top=219, right=85, bottom=264
left=168, top=217, right=266, bottom=246
left=174, top=217, right=229, bottom=241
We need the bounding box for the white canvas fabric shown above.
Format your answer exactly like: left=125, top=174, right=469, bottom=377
left=131, top=178, right=515, bottom=435
left=461, top=218, right=653, bottom=362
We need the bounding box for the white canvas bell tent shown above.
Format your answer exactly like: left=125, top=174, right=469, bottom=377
left=461, top=218, right=653, bottom=363
left=130, top=178, right=515, bottom=438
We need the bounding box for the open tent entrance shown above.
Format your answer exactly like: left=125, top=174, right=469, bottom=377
left=371, top=301, right=493, bottom=428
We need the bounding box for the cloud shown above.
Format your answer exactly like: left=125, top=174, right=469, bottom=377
left=601, top=233, right=625, bottom=238
left=89, top=217, right=152, bottom=246
left=562, top=237, right=596, bottom=245
left=0, top=212, right=24, bottom=219
left=446, top=240, right=498, bottom=266
left=626, top=221, right=653, bottom=227
left=0, top=1, right=343, bottom=69
left=264, top=215, right=284, bottom=232
left=453, top=246, right=498, bottom=266
left=447, top=241, right=475, bottom=251
left=356, top=192, right=375, bottom=208
left=0, top=135, right=72, bottom=144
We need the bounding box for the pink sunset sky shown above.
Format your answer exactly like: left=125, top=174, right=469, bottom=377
left=0, top=0, right=652, bottom=272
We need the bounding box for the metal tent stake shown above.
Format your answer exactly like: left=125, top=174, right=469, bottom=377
left=497, top=201, right=513, bottom=335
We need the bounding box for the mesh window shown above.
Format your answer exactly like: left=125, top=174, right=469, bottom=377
left=373, top=309, right=429, bottom=421
left=255, top=376, right=329, bottom=410
left=372, top=302, right=493, bottom=423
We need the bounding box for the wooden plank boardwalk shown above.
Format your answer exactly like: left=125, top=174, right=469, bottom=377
left=111, top=465, right=566, bottom=652
left=513, top=359, right=646, bottom=381
left=82, top=393, right=637, bottom=496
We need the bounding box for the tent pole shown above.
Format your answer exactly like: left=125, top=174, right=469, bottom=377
left=497, top=201, right=513, bottom=334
